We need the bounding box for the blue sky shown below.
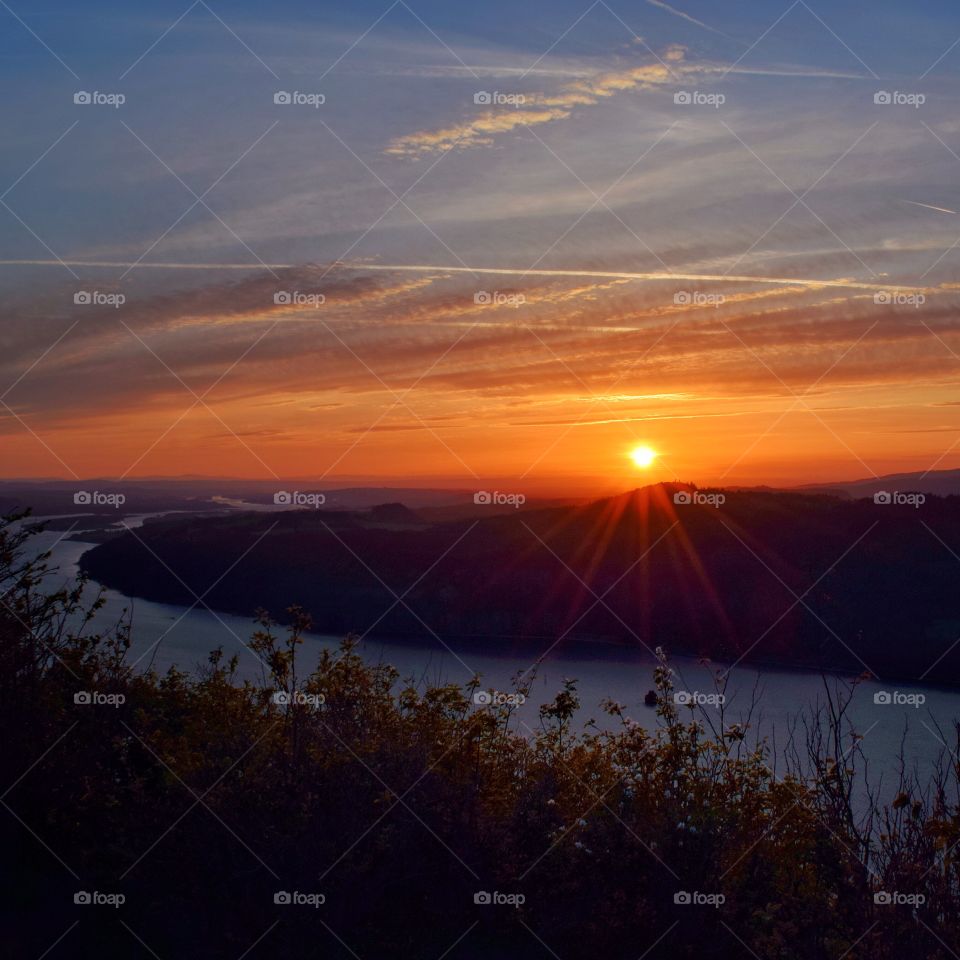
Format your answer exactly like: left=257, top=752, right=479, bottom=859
left=3, top=0, right=957, bottom=274
left=2, top=0, right=960, bottom=487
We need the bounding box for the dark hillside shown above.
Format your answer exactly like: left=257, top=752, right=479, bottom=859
left=80, top=484, right=960, bottom=682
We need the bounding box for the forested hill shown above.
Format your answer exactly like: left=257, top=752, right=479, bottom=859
left=79, top=483, right=960, bottom=682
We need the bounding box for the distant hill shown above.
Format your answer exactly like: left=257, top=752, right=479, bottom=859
left=366, top=502, right=425, bottom=526
left=78, top=484, right=960, bottom=683
left=795, top=468, right=960, bottom=499
left=0, top=477, right=582, bottom=521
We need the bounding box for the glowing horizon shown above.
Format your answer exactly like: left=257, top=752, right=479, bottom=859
left=2, top=0, right=959, bottom=489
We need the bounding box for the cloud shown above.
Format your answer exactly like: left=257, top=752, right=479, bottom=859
left=644, top=0, right=742, bottom=43
left=385, top=106, right=573, bottom=156
left=381, top=45, right=866, bottom=158
left=385, top=49, right=691, bottom=157
left=4, top=259, right=933, bottom=293
left=900, top=199, right=958, bottom=215
left=515, top=410, right=751, bottom=427
left=5, top=258, right=960, bottom=488
left=4, top=263, right=959, bottom=437
left=315, top=261, right=930, bottom=294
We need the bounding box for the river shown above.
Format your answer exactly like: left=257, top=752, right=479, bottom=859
left=27, top=518, right=960, bottom=800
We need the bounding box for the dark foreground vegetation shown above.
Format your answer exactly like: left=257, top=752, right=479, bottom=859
left=4, top=512, right=960, bottom=958
left=81, top=484, right=960, bottom=682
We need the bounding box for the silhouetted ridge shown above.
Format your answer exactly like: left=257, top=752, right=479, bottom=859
left=80, top=488, right=960, bottom=682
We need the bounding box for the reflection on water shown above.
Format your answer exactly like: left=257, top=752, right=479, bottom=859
left=28, top=522, right=960, bottom=801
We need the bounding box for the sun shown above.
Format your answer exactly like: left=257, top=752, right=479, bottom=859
left=629, top=445, right=658, bottom=469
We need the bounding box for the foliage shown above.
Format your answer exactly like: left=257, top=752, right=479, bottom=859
left=2, top=512, right=958, bottom=958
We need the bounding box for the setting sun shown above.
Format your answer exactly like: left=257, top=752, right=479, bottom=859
left=629, top=445, right=658, bottom=469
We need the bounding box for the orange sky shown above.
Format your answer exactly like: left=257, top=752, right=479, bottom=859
left=4, top=264, right=958, bottom=493
left=4, top=15, right=960, bottom=491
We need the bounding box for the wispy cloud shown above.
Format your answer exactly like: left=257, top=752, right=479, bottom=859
left=0, top=259, right=934, bottom=293
left=386, top=47, right=690, bottom=156
left=900, top=199, right=958, bottom=215
left=383, top=44, right=870, bottom=157
left=644, top=0, right=742, bottom=43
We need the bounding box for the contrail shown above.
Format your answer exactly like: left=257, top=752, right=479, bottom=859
left=0, top=259, right=929, bottom=293
left=644, top=0, right=742, bottom=43
left=323, top=263, right=929, bottom=294
left=522, top=410, right=750, bottom=427
left=900, top=199, right=958, bottom=215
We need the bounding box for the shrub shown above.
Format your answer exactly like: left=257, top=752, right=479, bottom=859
left=1, top=512, right=958, bottom=958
